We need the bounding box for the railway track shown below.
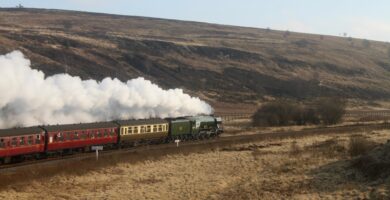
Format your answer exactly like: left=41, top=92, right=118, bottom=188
left=1, top=122, right=390, bottom=172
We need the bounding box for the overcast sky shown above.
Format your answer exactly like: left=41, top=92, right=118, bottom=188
left=1, top=0, right=390, bottom=42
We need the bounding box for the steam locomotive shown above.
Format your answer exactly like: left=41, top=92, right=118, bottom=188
left=0, top=115, right=223, bottom=164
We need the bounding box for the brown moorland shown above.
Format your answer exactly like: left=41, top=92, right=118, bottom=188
left=1, top=8, right=390, bottom=105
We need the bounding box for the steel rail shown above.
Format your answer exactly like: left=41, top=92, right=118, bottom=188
left=1, top=122, right=389, bottom=171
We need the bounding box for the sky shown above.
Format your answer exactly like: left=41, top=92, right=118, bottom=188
left=1, top=0, right=390, bottom=42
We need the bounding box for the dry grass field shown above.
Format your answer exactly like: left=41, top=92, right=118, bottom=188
left=1, top=129, right=389, bottom=199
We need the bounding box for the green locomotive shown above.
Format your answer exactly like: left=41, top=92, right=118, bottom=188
left=116, top=115, right=223, bottom=146
left=169, top=116, right=223, bottom=140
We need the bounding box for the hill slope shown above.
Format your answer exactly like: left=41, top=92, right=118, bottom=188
left=1, top=8, right=390, bottom=104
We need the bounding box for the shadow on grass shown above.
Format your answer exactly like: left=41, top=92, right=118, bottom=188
left=307, top=141, right=390, bottom=199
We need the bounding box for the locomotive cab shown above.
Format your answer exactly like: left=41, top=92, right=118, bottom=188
left=215, top=117, right=224, bottom=134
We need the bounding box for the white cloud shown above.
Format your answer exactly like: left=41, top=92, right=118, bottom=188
left=65, top=0, right=114, bottom=8
left=266, top=18, right=390, bottom=42
left=346, top=18, right=390, bottom=42
left=0, top=51, right=212, bottom=128
left=272, top=20, right=315, bottom=33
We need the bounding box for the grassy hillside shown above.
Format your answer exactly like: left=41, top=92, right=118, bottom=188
left=1, top=8, right=390, bottom=104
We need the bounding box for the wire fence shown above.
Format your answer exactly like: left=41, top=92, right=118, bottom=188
left=215, top=113, right=253, bottom=122
left=216, top=110, right=390, bottom=122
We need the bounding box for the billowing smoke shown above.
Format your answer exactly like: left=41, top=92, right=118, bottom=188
left=0, top=51, right=213, bottom=128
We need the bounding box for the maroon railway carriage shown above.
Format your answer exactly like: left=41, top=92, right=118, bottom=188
left=0, top=127, right=45, bottom=163
left=42, top=122, right=119, bottom=153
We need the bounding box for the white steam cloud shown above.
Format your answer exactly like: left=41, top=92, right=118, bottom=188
left=0, top=51, right=213, bottom=128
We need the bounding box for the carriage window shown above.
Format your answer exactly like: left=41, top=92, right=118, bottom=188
left=81, top=131, right=87, bottom=139
left=153, top=125, right=157, bottom=132
left=128, top=127, right=133, bottom=134
left=74, top=132, right=79, bottom=140
left=11, top=138, right=17, bottom=146
left=140, top=126, right=145, bottom=133
left=35, top=135, right=40, bottom=144
left=158, top=125, right=162, bottom=132
left=146, top=126, right=151, bottom=133
left=0, top=138, right=5, bottom=148
left=28, top=136, right=33, bottom=144
left=67, top=132, right=72, bottom=141
left=111, top=128, right=116, bottom=136
left=97, top=131, right=102, bottom=138
left=104, top=130, right=108, bottom=137
left=57, top=132, right=63, bottom=142
left=19, top=137, right=25, bottom=145
left=134, top=126, right=138, bottom=134
left=90, top=131, right=95, bottom=139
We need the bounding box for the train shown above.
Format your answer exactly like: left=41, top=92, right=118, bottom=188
left=0, top=115, right=223, bottom=164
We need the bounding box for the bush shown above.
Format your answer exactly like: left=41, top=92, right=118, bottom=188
left=351, top=141, right=390, bottom=180
left=252, top=101, right=295, bottom=126
left=351, top=155, right=390, bottom=180
left=348, top=136, right=377, bottom=157
left=316, top=97, right=346, bottom=125
left=253, top=97, right=346, bottom=127
left=252, top=101, right=321, bottom=127
left=303, top=108, right=321, bottom=125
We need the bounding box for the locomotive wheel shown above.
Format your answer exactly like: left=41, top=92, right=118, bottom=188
left=194, top=134, right=200, bottom=140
